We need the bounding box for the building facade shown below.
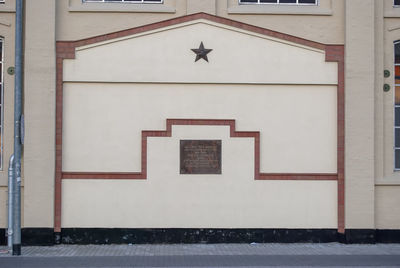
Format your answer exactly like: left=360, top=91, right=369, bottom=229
left=0, top=0, right=399, bottom=244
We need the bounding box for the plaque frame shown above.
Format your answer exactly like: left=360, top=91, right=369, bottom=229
left=180, top=140, right=222, bottom=174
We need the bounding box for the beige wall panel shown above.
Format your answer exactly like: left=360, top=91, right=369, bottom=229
left=381, top=19, right=400, bottom=181
left=56, top=1, right=344, bottom=45
left=187, top=0, right=215, bottom=15
left=375, top=1, right=384, bottom=180
left=63, top=21, right=337, bottom=84
left=217, top=0, right=344, bottom=44
left=376, top=186, right=400, bottom=229
left=0, top=186, right=24, bottom=228
left=23, top=0, right=56, bottom=227
left=0, top=187, right=6, bottom=227
left=56, top=0, right=185, bottom=41
left=0, top=13, right=15, bottom=187
left=62, top=83, right=337, bottom=174
left=0, top=11, right=16, bottom=228
left=62, top=125, right=337, bottom=228
left=345, top=0, right=375, bottom=228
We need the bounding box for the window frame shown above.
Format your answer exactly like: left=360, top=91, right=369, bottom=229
left=0, top=38, right=4, bottom=170
left=394, top=41, right=400, bottom=171
left=239, top=0, right=318, bottom=5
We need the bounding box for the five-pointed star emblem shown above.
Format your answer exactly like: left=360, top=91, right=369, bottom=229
left=191, top=42, right=213, bottom=62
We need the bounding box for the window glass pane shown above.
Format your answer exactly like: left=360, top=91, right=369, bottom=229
left=260, top=0, right=277, bottom=3
left=396, top=128, right=400, bottom=148
left=396, top=86, right=400, bottom=105
left=240, top=0, right=259, bottom=3
left=396, top=149, right=400, bottom=169
left=279, top=0, right=296, bottom=3
left=0, top=64, right=2, bottom=83
left=0, top=129, right=2, bottom=165
left=395, top=65, right=400, bottom=84
left=396, top=107, right=400, bottom=127
left=298, top=0, right=316, bottom=3
left=144, top=0, right=162, bottom=2
left=395, top=0, right=400, bottom=6
left=0, top=42, right=2, bottom=62
left=395, top=43, right=400, bottom=63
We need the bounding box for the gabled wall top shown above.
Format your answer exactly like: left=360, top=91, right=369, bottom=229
left=58, top=13, right=339, bottom=85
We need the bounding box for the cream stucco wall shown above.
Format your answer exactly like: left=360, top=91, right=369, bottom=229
left=371, top=1, right=400, bottom=229
left=0, top=0, right=397, bottom=238
left=63, top=21, right=337, bottom=84
left=62, top=83, right=337, bottom=174
left=22, top=0, right=56, bottom=228
left=187, top=0, right=215, bottom=15
left=56, top=0, right=185, bottom=41
left=345, top=0, right=376, bottom=229
left=12, top=0, right=400, bottom=232
left=62, top=125, right=337, bottom=228
left=221, top=0, right=344, bottom=44
left=60, top=17, right=339, bottom=229
left=9, top=0, right=400, bottom=232
left=56, top=0, right=344, bottom=45
left=0, top=2, right=16, bottom=229
left=375, top=186, right=400, bottom=229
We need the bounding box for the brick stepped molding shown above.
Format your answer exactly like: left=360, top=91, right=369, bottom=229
left=62, top=118, right=338, bottom=181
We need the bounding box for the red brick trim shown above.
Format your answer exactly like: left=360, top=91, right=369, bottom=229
left=54, top=13, right=345, bottom=233
left=61, top=119, right=338, bottom=181
left=325, top=45, right=345, bottom=234
left=55, top=13, right=326, bottom=59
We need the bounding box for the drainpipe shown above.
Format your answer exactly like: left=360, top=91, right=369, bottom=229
left=12, top=0, right=23, bottom=256
left=7, top=155, right=14, bottom=248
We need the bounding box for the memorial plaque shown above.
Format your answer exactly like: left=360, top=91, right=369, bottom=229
left=180, top=140, right=221, bottom=174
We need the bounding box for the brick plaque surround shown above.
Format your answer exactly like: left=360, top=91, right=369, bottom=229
left=180, top=140, right=221, bottom=174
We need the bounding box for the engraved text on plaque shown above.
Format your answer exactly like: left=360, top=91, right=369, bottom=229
left=180, top=140, right=221, bottom=174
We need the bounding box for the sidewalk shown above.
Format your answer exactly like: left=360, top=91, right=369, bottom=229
left=0, top=243, right=400, bottom=267
left=1, top=242, right=400, bottom=256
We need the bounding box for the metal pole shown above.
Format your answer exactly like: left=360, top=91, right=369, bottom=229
left=7, top=155, right=14, bottom=248
left=12, top=0, right=23, bottom=256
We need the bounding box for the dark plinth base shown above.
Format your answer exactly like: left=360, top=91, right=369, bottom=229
left=12, top=244, right=21, bottom=255
left=0, top=228, right=5, bottom=245
left=1, top=228, right=400, bottom=246
left=60, top=228, right=339, bottom=244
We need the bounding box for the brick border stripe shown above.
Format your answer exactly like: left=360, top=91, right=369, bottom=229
left=54, top=13, right=344, bottom=234
left=325, top=45, right=345, bottom=234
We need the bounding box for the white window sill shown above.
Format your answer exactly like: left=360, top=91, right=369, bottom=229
left=228, top=5, right=332, bottom=15
left=69, top=2, right=175, bottom=13
left=0, top=3, right=15, bottom=13
left=385, top=11, right=400, bottom=18
left=376, top=174, right=400, bottom=185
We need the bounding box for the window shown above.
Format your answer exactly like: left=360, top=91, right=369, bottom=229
left=83, top=0, right=163, bottom=3
left=395, top=41, right=400, bottom=170
left=239, top=0, right=317, bottom=5
left=395, top=0, right=400, bottom=6
left=0, top=38, right=3, bottom=169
